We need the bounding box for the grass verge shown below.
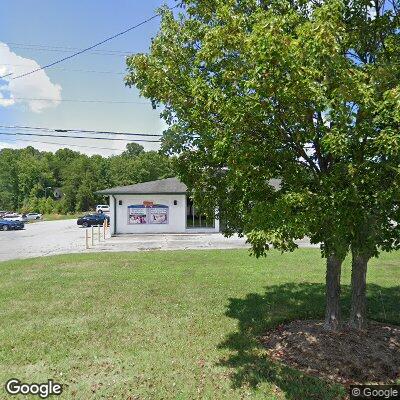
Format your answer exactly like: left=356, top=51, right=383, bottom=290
left=0, top=249, right=398, bottom=399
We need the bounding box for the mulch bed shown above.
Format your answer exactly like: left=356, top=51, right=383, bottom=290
left=261, top=320, right=400, bottom=385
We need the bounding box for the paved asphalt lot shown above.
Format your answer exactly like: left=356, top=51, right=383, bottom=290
left=0, top=219, right=317, bottom=262
left=0, top=219, right=85, bottom=262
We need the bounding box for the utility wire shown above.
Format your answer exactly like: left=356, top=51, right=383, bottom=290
left=0, top=131, right=161, bottom=143
left=0, top=137, right=123, bottom=151
left=5, top=48, right=130, bottom=57
left=1, top=4, right=180, bottom=80
left=6, top=42, right=132, bottom=51
left=5, top=43, right=133, bottom=56
left=1, top=64, right=125, bottom=75
left=9, top=97, right=150, bottom=104
left=0, top=125, right=163, bottom=137
left=1, top=72, right=13, bottom=79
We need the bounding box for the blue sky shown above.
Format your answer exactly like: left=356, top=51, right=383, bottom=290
left=0, top=0, right=177, bottom=154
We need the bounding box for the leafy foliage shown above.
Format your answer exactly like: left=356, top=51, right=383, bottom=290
left=127, top=0, right=400, bottom=260
left=0, top=145, right=174, bottom=213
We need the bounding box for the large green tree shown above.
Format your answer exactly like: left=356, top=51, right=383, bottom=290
left=0, top=144, right=174, bottom=215
left=0, top=149, right=20, bottom=210
left=127, top=0, right=400, bottom=330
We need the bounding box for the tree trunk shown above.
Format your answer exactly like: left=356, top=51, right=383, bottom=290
left=349, top=252, right=369, bottom=330
left=323, top=254, right=342, bottom=331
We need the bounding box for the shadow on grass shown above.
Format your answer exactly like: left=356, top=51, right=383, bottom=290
left=218, top=283, right=400, bottom=400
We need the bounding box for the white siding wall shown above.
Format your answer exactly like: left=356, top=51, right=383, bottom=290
left=110, top=194, right=219, bottom=234
left=109, top=195, right=116, bottom=234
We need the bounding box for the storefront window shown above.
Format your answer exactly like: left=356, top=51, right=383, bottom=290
left=186, top=197, right=214, bottom=228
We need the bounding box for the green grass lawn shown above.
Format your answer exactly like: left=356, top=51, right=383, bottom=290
left=0, top=249, right=398, bottom=399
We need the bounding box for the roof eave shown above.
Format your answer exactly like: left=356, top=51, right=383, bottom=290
left=95, top=191, right=187, bottom=195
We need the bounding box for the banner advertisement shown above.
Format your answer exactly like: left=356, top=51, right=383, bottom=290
left=149, top=205, right=168, bottom=224
left=128, top=203, right=169, bottom=225
left=128, top=205, right=147, bottom=224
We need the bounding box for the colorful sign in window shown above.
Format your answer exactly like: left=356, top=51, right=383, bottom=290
left=128, top=203, right=169, bottom=225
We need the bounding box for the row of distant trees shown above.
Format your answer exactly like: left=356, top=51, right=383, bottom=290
left=0, top=142, right=174, bottom=214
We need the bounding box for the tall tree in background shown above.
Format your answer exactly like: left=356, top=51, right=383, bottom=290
left=127, top=0, right=400, bottom=330
left=0, top=145, right=174, bottom=215
left=122, top=142, right=145, bottom=158
left=0, top=149, right=20, bottom=210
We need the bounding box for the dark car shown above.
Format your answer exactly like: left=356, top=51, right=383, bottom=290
left=0, top=219, right=24, bottom=231
left=77, top=214, right=110, bottom=228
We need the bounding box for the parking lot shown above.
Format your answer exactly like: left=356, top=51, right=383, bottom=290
left=0, top=219, right=317, bottom=262
left=0, top=219, right=250, bottom=262
left=0, top=219, right=86, bottom=262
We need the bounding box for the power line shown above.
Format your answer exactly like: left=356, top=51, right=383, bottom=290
left=0, top=125, right=163, bottom=137
left=6, top=42, right=132, bottom=51
left=5, top=43, right=133, bottom=56
left=1, top=72, right=13, bottom=79
left=9, top=97, right=150, bottom=105
left=0, top=131, right=161, bottom=143
left=1, top=4, right=181, bottom=80
left=5, top=47, right=130, bottom=57
left=1, top=64, right=125, bottom=75
left=0, top=137, right=123, bottom=152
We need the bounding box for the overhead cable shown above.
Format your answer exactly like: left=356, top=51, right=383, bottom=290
left=8, top=97, right=150, bottom=104
left=0, top=131, right=161, bottom=143
left=0, top=137, right=125, bottom=151
left=0, top=125, right=163, bottom=137
left=1, top=3, right=181, bottom=80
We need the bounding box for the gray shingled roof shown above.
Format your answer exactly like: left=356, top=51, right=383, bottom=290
left=95, top=177, right=187, bottom=195
left=96, top=177, right=281, bottom=195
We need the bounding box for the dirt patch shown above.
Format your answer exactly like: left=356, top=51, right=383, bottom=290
left=261, top=320, right=400, bottom=385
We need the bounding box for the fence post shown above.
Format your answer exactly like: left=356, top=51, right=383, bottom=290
left=91, top=226, right=94, bottom=246
left=103, top=220, right=106, bottom=240
left=85, top=228, right=89, bottom=249
left=98, top=225, right=100, bottom=242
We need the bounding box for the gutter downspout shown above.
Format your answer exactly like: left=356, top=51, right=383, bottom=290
left=111, top=195, right=117, bottom=235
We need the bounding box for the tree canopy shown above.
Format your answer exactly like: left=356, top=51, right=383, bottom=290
left=0, top=145, right=174, bottom=214
left=127, top=0, right=400, bottom=329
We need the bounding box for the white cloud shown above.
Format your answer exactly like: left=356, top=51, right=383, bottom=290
left=0, top=42, right=62, bottom=112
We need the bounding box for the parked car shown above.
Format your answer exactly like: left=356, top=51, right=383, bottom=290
left=0, top=219, right=24, bottom=231
left=96, top=204, right=110, bottom=213
left=26, top=212, right=43, bottom=221
left=0, top=211, right=8, bottom=218
left=77, top=214, right=110, bottom=228
left=3, top=214, right=28, bottom=223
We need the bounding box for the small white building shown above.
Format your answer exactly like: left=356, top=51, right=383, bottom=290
left=96, top=177, right=220, bottom=235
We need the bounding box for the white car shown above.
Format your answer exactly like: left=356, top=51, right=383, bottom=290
left=4, top=214, right=28, bottom=222
left=26, top=212, right=43, bottom=221
left=96, top=205, right=110, bottom=213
